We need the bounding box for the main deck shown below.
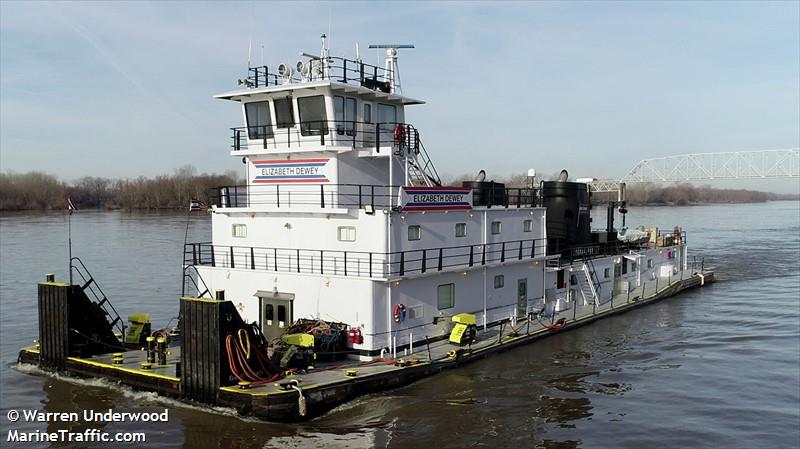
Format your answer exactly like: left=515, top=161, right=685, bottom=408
left=18, top=268, right=713, bottom=421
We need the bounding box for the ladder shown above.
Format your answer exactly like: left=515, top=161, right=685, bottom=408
left=399, top=127, right=441, bottom=187
left=70, top=257, right=125, bottom=338
left=577, top=261, right=601, bottom=306
left=182, top=265, right=212, bottom=298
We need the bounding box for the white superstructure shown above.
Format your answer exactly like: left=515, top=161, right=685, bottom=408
left=187, top=37, right=688, bottom=357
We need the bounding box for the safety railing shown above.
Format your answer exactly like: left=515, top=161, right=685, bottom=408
left=184, top=238, right=548, bottom=280
left=553, top=230, right=687, bottom=260
left=232, top=121, right=418, bottom=153
left=208, top=183, right=541, bottom=210
left=245, top=57, right=393, bottom=90
left=70, top=257, right=125, bottom=338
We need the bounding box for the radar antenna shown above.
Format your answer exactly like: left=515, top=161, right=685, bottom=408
left=368, top=44, right=414, bottom=94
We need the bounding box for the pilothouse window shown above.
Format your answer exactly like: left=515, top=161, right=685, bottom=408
left=334, top=96, right=357, bottom=134
left=363, top=103, right=372, bottom=123
left=245, top=101, right=273, bottom=139
left=377, top=103, right=397, bottom=137
left=298, top=95, right=328, bottom=136
left=274, top=97, right=295, bottom=128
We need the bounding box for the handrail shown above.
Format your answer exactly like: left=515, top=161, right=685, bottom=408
left=245, top=57, right=394, bottom=90
left=231, top=121, right=417, bottom=153
left=182, top=265, right=212, bottom=298
left=70, top=257, right=125, bottom=338
left=209, top=183, right=541, bottom=210
left=184, top=238, right=548, bottom=280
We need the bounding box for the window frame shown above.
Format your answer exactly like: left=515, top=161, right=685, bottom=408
left=494, top=275, right=504, bottom=289
left=297, top=95, right=328, bottom=136
left=523, top=219, right=533, bottom=232
left=455, top=222, right=467, bottom=238
left=491, top=221, right=502, bottom=235
left=437, top=283, right=455, bottom=310
left=232, top=224, right=247, bottom=238
left=273, top=97, right=295, bottom=129
left=337, top=226, right=356, bottom=242
left=408, top=225, right=421, bottom=241
left=244, top=101, right=274, bottom=139
left=333, top=95, right=357, bottom=133
left=363, top=103, right=372, bottom=124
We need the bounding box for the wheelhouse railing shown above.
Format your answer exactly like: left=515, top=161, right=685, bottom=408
left=208, top=184, right=541, bottom=210
left=232, top=121, right=418, bottom=153
left=185, top=238, right=548, bottom=280
left=246, top=57, right=394, bottom=91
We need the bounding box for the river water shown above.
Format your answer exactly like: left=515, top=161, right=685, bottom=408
left=1, top=202, right=798, bottom=449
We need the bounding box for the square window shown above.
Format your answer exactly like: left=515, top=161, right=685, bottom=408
left=408, top=225, right=421, bottom=241
left=491, top=221, right=502, bottom=235
left=494, top=275, right=504, bottom=289
left=455, top=223, right=467, bottom=237
left=337, top=226, right=356, bottom=242
left=523, top=220, right=533, bottom=232
left=604, top=268, right=610, bottom=278
left=232, top=224, right=247, bottom=238
left=437, top=283, right=455, bottom=310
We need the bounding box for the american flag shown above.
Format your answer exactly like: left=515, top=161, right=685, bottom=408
left=67, top=196, right=77, bottom=215
left=189, top=199, right=207, bottom=212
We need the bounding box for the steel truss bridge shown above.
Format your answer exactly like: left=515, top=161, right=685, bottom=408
left=589, top=148, right=799, bottom=193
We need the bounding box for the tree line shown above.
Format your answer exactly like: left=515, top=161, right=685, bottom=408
left=1, top=168, right=795, bottom=211
left=441, top=172, right=798, bottom=206
left=0, top=166, right=239, bottom=211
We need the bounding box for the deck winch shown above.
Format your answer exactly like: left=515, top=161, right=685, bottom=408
left=449, top=313, right=477, bottom=346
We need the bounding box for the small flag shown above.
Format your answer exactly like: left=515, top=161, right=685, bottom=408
left=67, top=196, right=77, bottom=215
left=189, top=199, right=207, bottom=212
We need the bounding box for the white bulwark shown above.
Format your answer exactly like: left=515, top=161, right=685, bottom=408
left=185, top=38, right=690, bottom=358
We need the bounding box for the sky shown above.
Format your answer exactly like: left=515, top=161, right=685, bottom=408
left=1, top=1, right=798, bottom=192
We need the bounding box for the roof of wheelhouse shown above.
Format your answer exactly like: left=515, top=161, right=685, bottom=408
left=214, top=80, right=425, bottom=105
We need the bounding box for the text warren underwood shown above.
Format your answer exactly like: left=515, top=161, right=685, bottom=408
left=16, top=408, right=169, bottom=422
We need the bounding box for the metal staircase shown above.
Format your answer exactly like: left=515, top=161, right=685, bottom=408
left=70, top=257, right=125, bottom=338
left=397, top=126, right=441, bottom=187
left=182, top=265, right=213, bottom=298
left=577, top=260, right=601, bottom=306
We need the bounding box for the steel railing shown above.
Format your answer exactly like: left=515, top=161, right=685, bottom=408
left=245, top=57, right=393, bottom=90
left=184, top=238, right=548, bottom=280
left=208, top=183, right=542, bottom=210
left=231, top=121, right=418, bottom=153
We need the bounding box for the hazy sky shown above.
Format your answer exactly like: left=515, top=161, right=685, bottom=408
left=2, top=1, right=798, bottom=192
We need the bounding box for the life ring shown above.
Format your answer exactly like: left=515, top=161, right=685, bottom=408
left=392, top=303, right=407, bottom=323
left=393, top=124, right=406, bottom=146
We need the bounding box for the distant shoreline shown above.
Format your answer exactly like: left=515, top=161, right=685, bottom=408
left=1, top=169, right=797, bottom=211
